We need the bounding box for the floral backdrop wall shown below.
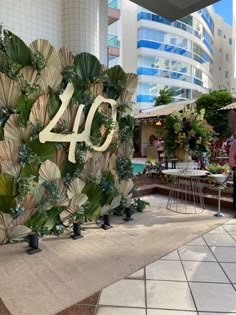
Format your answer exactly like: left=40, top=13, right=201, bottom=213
left=0, top=29, right=138, bottom=244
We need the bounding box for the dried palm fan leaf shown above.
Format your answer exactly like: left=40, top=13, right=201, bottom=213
left=101, top=195, right=122, bottom=215
left=59, top=103, right=80, bottom=131
left=18, top=66, right=40, bottom=88
left=67, top=178, right=86, bottom=199
left=31, top=183, right=45, bottom=204
left=118, top=89, right=133, bottom=103
left=125, top=73, right=138, bottom=93
left=0, top=212, right=31, bottom=245
left=1, top=161, right=20, bottom=177
left=30, top=39, right=62, bottom=71
left=0, top=73, right=21, bottom=109
left=39, top=66, right=63, bottom=92
left=13, top=207, right=37, bottom=227
left=70, top=192, right=88, bottom=209
left=96, top=151, right=110, bottom=172
left=29, top=93, right=50, bottom=127
left=14, top=193, right=38, bottom=226
left=58, top=47, right=74, bottom=68
left=109, top=153, right=117, bottom=174
left=60, top=205, right=82, bottom=228
left=39, top=160, right=61, bottom=183
left=53, top=149, right=67, bottom=168
left=54, top=179, right=69, bottom=207
left=117, top=142, right=134, bottom=159
left=0, top=140, right=19, bottom=162
left=118, top=73, right=138, bottom=103
left=117, top=179, right=134, bottom=198
left=4, top=114, right=33, bottom=145
left=89, top=82, right=104, bottom=97
left=80, top=158, right=102, bottom=183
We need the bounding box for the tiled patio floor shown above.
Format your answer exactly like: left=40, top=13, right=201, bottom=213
left=59, top=218, right=236, bottom=315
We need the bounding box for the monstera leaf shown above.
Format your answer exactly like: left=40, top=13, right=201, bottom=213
left=74, top=52, right=102, bottom=86
left=0, top=73, right=22, bottom=109
left=2, top=30, right=32, bottom=67
left=27, top=139, right=56, bottom=162
left=39, top=160, right=61, bottom=183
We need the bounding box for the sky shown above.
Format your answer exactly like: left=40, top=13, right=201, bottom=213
left=213, top=0, right=232, bottom=25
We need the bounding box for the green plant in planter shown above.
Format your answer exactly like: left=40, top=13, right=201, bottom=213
left=207, top=163, right=230, bottom=174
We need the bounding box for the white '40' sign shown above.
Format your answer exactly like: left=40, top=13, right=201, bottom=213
left=39, top=83, right=117, bottom=163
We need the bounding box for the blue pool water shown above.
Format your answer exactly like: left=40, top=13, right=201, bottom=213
left=132, top=163, right=145, bottom=174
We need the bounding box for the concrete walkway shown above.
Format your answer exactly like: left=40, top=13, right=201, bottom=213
left=0, top=195, right=233, bottom=315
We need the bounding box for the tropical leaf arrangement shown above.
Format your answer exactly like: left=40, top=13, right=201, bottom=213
left=0, top=28, right=138, bottom=244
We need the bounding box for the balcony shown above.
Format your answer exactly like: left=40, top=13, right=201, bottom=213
left=108, top=0, right=120, bottom=25
left=108, top=34, right=120, bottom=57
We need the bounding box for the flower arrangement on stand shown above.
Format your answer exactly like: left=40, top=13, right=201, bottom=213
left=164, top=107, right=213, bottom=161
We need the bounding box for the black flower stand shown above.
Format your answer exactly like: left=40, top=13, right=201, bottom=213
left=27, top=232, right=42, bottom=255
left=101, top=214, right=113, bottom=230
left=123, top=207, right=134, bottom=221
left=71, top=222, right=84, bottom=240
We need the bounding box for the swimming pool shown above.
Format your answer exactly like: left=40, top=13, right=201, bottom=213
left=132, top=163, right=145, bottom=174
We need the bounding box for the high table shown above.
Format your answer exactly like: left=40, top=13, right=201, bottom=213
left=162, top=169, right=208, bottom=214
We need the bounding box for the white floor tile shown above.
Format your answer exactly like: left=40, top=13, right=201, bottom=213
left=148, top=311, right=197, bottom=315
left=199, top=313, right=236, bottom=315
left=127, top=269, right=144, bottom=279
left=190, top=282, right=236, bottom=312
left=210, top=246, right=236, bottom=262
left=179, top=246, right=216, bottom=261
left=183, top=261, right=229, bottom=283
left=97, top=306, right=146, bottom=315
left=146, top=260, right=186, bottom=281
left=205, top=226, right=228, bottom=234
left=146, top=280, right=196, bottom=310
left=221, top=263, right=236, bottom=283
left=224, top=219, right=236, bottom=225
left=160, top=250, right=180, bottom=260
left=203, top=234, right=236, bottom=246
left=223, top=225, right=236, bottom=234
left=186, top=237, right=206, bottom=246
left=99, top=279, right=145, bottom=308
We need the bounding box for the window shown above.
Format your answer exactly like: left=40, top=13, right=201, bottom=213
left=229, top=38, right=232, bottom=45
left=219, top=67, right=221, bottom=70
left=219, top=48, right=222, bottom=53
left=226, top=54, right=229, bottom=61
left=225, top=71, right=228, bottom=79
left=224, top=35, right=226, bottom=39
left=218, top=29, right=222, bottom=36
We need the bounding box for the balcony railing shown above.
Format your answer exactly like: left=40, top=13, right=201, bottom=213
left=108, top=0, right=119, bottom=9
left=108, top=34, right=120, bottom=47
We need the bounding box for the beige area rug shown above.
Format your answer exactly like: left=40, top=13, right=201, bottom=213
left=0, top=194, right=232, bottom=315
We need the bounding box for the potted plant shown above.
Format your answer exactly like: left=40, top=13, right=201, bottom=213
left=207, top=163, right=230, bottom=185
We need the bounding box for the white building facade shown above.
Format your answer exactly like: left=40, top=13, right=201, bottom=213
left=109, top=1, right=233, bottom=111
left=0, top=0, right=108, bottom=65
